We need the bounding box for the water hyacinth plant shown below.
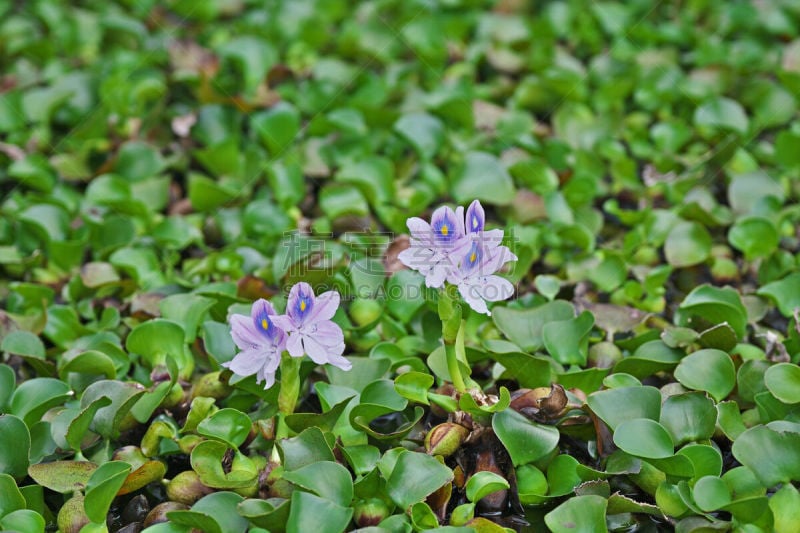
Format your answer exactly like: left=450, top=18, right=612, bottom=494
left=226, top=282, right=349, bottom=390
left=399, top=199, right=517, bottom=316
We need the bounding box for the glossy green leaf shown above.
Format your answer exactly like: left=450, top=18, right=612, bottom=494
left=492, top=409, right=560, bottom=466
left=278, top=427, right=336, bottom=471
left=168, top=491, right=248, bottom=533
left=542, top=311, right=594, bottom=365
left=659, top=392, right=717, bottom=445
left=492, top=301, right=575, bottom=352
left=393, top=371, right=434, bottom=405
left=676, top=284, right=748, bottom=339
left=764, top=363, right=800, bottom=404
left=674, top=349, right=736, bottom=402
left=386, top=450, right=454, bottom=510
left=664, top=221, right=712, bottom=268
left=728, top=216, right=779, bottom=259
left=586, top=386, right=661, bottom=431
left=545, top=495, right=608, bottom=533
left=0, top=415, right=30, bottom=480
left=692, top=476, right=731, bottom=512
left=281, top=461, right=353, bottom=507
left=9, top=378, right=71, bottom=427
left=286, top=491, right=353, bottom=533
left=731, top=425, right=800, bottom=486
left=83, top=461, right=131, bottom=523
left=613, top=419, right=674, bottom=459
left=758, top=273, right=800, bottom=317
left=451, top=151, right=515, bottom=206
left=197, top=408, right=252, bottom=448
left=465, top=471, right=510, bottom=504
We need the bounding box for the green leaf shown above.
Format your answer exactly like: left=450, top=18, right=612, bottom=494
left=126, top=319, right=192, bottom=379
left=0, top=415, right=30, bottom=480
left=281, top=461, right=353, bottom=507
left=386, top=450, right=454, bottom=510
left=770, top=483, right=800, bottom=533
left=65, top=396, right=112, bottom=453
left=542, top=310, right=594, bottom=365
left=586, top=386, right=662, bottom=431
left=83, top=461, right=131, bottom=523
left=692, top=476, right=731, bottom=512
left=674, top=349, right=736, bottom=402
left=758, top=273, right=800, bottom=317
left=545, top=495, right=608, bottom=533
left=465, top=471, right=510, bottom=504
left=492, top=301, right=575, bottom=352
left=765, top=363, right=800, bottom=404
left=393, top=371, right=434, bottom=405
left=9, top=378, right=71, bottom=427
left=728, top=216, right=779, bottom=259
left=694, top=97, right=749, bottom=136
left=664, top=221, right=712, bottom=267
left=676, top=284, right=748, bottom=339
left=0, top=508, right=46, bottom=533
left=159, top=294, right=215, bottom=343
left=731, top=425, right=800, bottom=486
left=278, top=427, right=335, bottom=471
left=612, top=419, right=674, bottom=459
left=27, top=461, right=97, bottom=494
left=0, top=474, right=26, bottom=519
left=394, top=112, right=444, bottom=160
left=197, top=408, right=252, bottom=448
left=169, top=492, right=248, bottom=533
left=252, top=102, right=300, bottom=156
left=492, top=409, right=560, bottom=466
left=286, top=491, right=353, bottom=533
left=0, top=365, right=14, bottom=412
left=190, top=441, right=257, bottom=489
left=659, top=392, right=717, bottom=445
left=80, top=380, right=146, bottom=439
left=451, top=151, right=515, bottom=206
left=1, top=331, right=45, bottom=358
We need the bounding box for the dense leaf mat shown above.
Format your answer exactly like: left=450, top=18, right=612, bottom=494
left=2, top=0, right=800, bottom=532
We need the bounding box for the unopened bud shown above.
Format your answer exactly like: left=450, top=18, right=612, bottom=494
left=424, top=422, right=469, bottom=458
left=143, top=502, right=189, bottom=528
left=353, top=498, right=390, bottom=527
left=57, top=494, right=90, bottom=533
left=192, top=372, right=232, bottom=400
left=166, top=470, right=214, bottom=505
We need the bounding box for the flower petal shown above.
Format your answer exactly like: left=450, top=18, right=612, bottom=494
left=301, top=335, right=332, bottom=365
left=251, top=299, right=280, bottom=340
left=313, top=319, right=345, bottom=346
left=465, top=200, right=485, bottom=233
left=455, top=205, right=466, bottom=237
left=431, top=206, right=459, bottom=245
left=287, top=282, right=315, bottom=325
left=458, top=282, right=490, bottom=315
left=326, top=351, right=352, bottom=371
left=406, top=217, right=433, bottom=242
left=307, top=290, right=340, bottom=323
left=285, top=332, right=304, bottom=358
left=230, top=314, right=264, bottom=350
left=228, top=348, right=269, bottom=376
left=478, top=275, right=515, bottom=302
left=270, top=314, right=295, bottom=332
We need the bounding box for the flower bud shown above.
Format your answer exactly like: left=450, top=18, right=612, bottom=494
left=143, top=502, right=189, bottom=528
left=166, top=470, right=215, bottom=505
left=353, top=498, right=390, bottom=527
left=191, top=372, right=232, bottom=400
left=178, top=434, right=204, bottom=454
left=57, top=493, right=90, bottom=533
left=424, top=422, right=469, bottom=458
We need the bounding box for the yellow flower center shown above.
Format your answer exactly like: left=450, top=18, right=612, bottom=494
left=300, top=300, right=307, bottom=312
left=261, top=318, right=268, bottom=330
left=470, top=251, right=476, bottom=263
left=441, top=224, right=449, bottom=236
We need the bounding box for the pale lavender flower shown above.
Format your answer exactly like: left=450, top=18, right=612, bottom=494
left=398, top=205, right=471, bottom=288
left=225, top=299, right=286, bottom=389
left=448, top=242, right=517, bottom=316
left=465, top=199, right=504, bottom=252
left=271, top=282, right=351, bottom=371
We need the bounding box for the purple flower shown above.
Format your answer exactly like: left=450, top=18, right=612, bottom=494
left=225, top=299, right=286, bottom=389
left=448, top=242, right=517, bottom=315
left=271, top=282, right=351, bottom=371
left=465, top=199, right=505, bottom=252
left=398, top=205, right=471, bottom=288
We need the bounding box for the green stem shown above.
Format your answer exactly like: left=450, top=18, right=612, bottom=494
left=272, top=354, right=301, bottom=463
left=445, top=343, right=467, bottom=393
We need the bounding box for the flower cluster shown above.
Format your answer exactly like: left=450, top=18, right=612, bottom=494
left=398, top=199, right=517, bottom=315
left=225, top=282, right=350, bottom=389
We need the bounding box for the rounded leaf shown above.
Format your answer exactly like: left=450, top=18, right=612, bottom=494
left=613, top=419, right=674, bottom=459
left=674, top=349, right=735, bottom=402
left=765, top=363, right=800, bottom=404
